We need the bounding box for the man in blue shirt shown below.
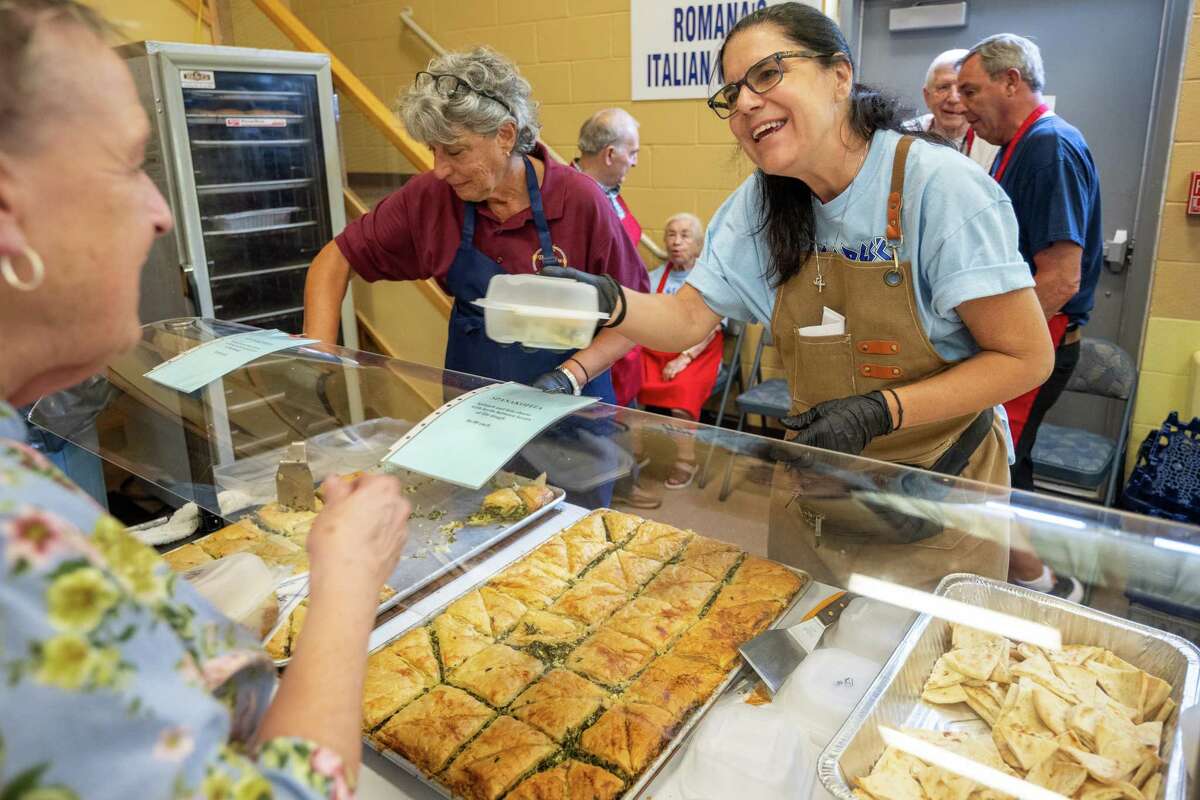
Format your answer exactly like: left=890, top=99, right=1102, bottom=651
left=959, top=34, right=1102, bottom=488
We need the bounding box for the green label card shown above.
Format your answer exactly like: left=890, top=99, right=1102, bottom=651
left=382, top=382, right=597, bottom=489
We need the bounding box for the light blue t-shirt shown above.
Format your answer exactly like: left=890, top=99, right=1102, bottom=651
left=687, top=128, right=1035, bottom=459
left=646, top=263, right=691, bottom=295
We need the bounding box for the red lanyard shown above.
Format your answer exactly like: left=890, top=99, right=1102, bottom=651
left=656, top=265, right=673, bottom=294
left=991, top=103, right=1049, bottom=182
left=962, top=127, right=975, bottom=156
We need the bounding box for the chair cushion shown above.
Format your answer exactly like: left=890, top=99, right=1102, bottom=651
left=1066, top=338, right=1135, bottom=399
left=1032, top=423, right=1116, bottom=490
left=736, top=379, right=791, bottom=418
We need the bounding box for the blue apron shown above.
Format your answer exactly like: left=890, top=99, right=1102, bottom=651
left=442, top=156, right=615, bottom=403
left=441, top=156, right=620, bottom=506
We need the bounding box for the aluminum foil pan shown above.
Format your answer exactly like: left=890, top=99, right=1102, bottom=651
left=817, top=573, right=1200, bottom=800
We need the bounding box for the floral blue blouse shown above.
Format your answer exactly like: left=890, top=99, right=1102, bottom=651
left=0, top=402, right=350, bottom=799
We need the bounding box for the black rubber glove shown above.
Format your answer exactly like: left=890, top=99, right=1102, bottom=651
left=781, top=390, right=895, bottom=456
left=539, top=264, right=624, bottom=327
left=531, top=369, right=574, bottom=395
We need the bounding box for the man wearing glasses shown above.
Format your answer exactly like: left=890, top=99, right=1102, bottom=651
left=905, top=49, right=999, bottom=172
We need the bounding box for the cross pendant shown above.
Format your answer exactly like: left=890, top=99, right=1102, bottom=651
left=813, top=272, right=826, bottom=293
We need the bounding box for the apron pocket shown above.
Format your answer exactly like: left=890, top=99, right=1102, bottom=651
left=791, top=331, right=856, bottom=407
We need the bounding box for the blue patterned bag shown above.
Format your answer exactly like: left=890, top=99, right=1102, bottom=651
left=1122, top=412, right=1200, bottom=524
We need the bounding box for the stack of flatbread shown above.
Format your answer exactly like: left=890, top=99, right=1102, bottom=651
left=854, top=624, right=1175, bottom=800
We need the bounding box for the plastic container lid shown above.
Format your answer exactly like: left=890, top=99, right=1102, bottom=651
left=823, top=597, right=917, bottom=664
left=678, top=692, right=814, bottom=800
left=473, top=273, right=609, bottom=351
left=774, top=647, right=883, bottom=748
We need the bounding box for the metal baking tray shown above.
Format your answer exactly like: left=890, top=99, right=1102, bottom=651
left=363, top=517, right=813, bottom=800
left=818, top=572, right=1200, bottom=800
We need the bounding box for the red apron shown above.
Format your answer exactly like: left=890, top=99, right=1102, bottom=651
left=637, top=267, right=723, bottom=420
left=607, top=193, right=645, bottom=406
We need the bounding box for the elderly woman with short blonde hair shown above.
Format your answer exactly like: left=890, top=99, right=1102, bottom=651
left=303, top=47, right=648, bottom=407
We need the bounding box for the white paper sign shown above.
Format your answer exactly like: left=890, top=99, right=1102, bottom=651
left=630, top=0, right=823, bottom=101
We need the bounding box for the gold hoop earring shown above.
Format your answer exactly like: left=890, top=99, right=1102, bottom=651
left=0, top=246, right=45, bottom=292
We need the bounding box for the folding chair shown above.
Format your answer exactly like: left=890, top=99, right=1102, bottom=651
left=716, top=328, right=791, bottom=501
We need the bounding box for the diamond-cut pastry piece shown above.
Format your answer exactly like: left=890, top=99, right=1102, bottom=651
left=255, top=501, right=322, bottom=539
left=624, top=653, right=727, bottom=721
left=550, top=576, right=630, bottom=626
left=679, top=535, right=743, bottom=580
left=362, top=640, right=438, bottom=729
left=705, top=596, right=786, bottom=641
left=388, top=626, right=439, bottom=683
left=196, top=519, right=267, bottom=558
left=162, top=542, right=212, bottom=572
left=526, top=537, right=573, bottom=581
left=726, top=556, right=806, bottom=601
left=506, top=610, right=590, bottom=650
left=478, top=587, right=528, bottom=637
left=566, top=629, right=656, bottom=688
left=642, top=564, right=720, bottom=615
left=623, top=521, right=693, bottom=561
left=585, top=550, right=662, bottom=594
left=448, top=643, right=545, bottom=707
left=605, top=596, right=696, bottom=653
left=510, top=668, right=609, bottom=743
left=600, top=510, right=643, bottom=545
left=560, top=518, right=614, bottom=572
left=446, top=590, right=497, bottom=637
left=507, top=759, right=626, bottom=800
left=562, top=513, right=608, bottom=544
left=489, top=561, right=570, bottom=609
left=433, top=612, right=492, bottom=672
left=670, top=617, right=743, bottom=670
left=374, top=685, right=495, bottom=774
left=579, top=702, right=677, bottom=777
left=443, top=716, right=558, bottom=800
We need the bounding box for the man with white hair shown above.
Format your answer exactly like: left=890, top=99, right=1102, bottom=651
left=907, top=48, right=998, bottom=171
left=959, top=33, right=1099, bottom=602
left=574, top=108, right=642, bottom=246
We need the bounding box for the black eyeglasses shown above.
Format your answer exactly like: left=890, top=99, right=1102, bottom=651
left=707, top=50, right=830, bottom=119
left=415, top=71, right=514, bottom=118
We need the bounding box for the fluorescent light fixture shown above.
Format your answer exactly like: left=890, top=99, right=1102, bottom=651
left=847, top=574, right=1063, bottom=651
left=1153, top=536, right=1200, bottom=557
left=984, top=501, right=1088, bottom=530
left=888, top=2, right=968, bottom=32
left=878, top=727, right=1069, bottom=800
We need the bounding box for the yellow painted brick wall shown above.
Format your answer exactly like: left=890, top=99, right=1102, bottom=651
left=88, top=0, right=212, bottom=43
left=1126, top=12, right=1200, bottom=476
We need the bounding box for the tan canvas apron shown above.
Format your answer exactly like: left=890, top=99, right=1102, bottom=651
left=767, top=136, right=1010, bottom=590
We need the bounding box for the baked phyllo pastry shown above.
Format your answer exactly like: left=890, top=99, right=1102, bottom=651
left=314, top=470, right=364, bottom=500
left=448, top=643, right=544, bottom=707
left=506, top=610, right=590, bottom=654
left=600, top=510, right=643, bottom=546
left=623, top=653, right=727, bottom=722
left=550, top=576, right=630, bottom=627
left=604, top=596, right=696, bottom=653
left=472, top=479, right=555, bottom=526
left=445, top=590, right=501, bottom=637
left=249, top=532, right=307, bottom=571
left=705, top=595, right=786, bottom=641
left=678, top=535, right=743, bottom=581
left=362, top=637, right=439, bottom=729
left=433, top=612, right=492, bottom=672
left=264, top=608, right=292, bottom=660
left=623, top=521, right=693, bottom=562
left=579, top=702, right=677, bottom=777
left=387, top=625, right=439, bottom=685
left=561, top=513, right=608, bottom=545
left=196, top=519, right=268, bottom=559
left=585, top=550, right=663, bottom=594
left=489, top=561, right=570, bottom=609
left=374, top=685, right=495, bottom=775
left=443, top=716, right=558, bottom=800
left=510, top=669, right=609, bottom=743
left=478, top=587, right=528, bottom=637
left=726, top=556, right=806, bottom=601
left=566, top=629, right=656, bottom=688
left=642, top=564, right=720, bottom=615
left=255, top=500, right=322, bottom=539
left=669, top=616, right=744, bottom=670
left=526, top=537, right=574, bottom=582
left=162, top=542, right=212, bottom=572
left=560, top=526, right=612, bottom=575
left=507, top=758, right=625, bottom=800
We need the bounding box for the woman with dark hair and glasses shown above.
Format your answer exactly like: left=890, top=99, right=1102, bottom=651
left=303, top=47, right=648, bottom=406
left=544, top=3, right=1054, bottom=586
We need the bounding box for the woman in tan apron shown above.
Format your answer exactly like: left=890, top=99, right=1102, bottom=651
left=544, top=4, right=1053, bottom=588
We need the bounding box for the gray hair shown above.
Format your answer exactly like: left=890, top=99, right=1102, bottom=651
left=924, top=48, right=968, bottom=89
left=578, top=108, right=639, bottom=156
left=960, top=34, right=1045, bottom=92
left=399, top=47, right=540, bottom=155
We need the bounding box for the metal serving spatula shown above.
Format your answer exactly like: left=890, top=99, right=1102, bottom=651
left=739, top=591, right=856, bottom=695
left=275, top=441, right=315, bottom=511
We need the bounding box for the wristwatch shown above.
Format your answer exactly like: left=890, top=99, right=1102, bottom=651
left=557, top=365, right=583, bottom=396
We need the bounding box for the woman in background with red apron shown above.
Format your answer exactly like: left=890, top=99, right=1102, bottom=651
left=637, top=214, right=723, bottom=489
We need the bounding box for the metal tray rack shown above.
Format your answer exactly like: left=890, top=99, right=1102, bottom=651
left=818, top=573, right=1200, bottom=800
left=363, top=517, right=813, bottom=800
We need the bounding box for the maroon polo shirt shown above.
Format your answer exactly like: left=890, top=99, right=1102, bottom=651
left=335, top=143, right=650, bottom=295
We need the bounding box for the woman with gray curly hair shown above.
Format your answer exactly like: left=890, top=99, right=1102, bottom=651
left=304, top=47, right=648, bottom=405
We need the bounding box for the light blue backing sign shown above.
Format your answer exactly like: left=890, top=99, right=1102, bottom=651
left=144, top=329, right=318, bottom=393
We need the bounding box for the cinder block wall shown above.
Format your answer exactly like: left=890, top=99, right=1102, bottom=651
left=1127, top=10, right=1200, bottom=475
